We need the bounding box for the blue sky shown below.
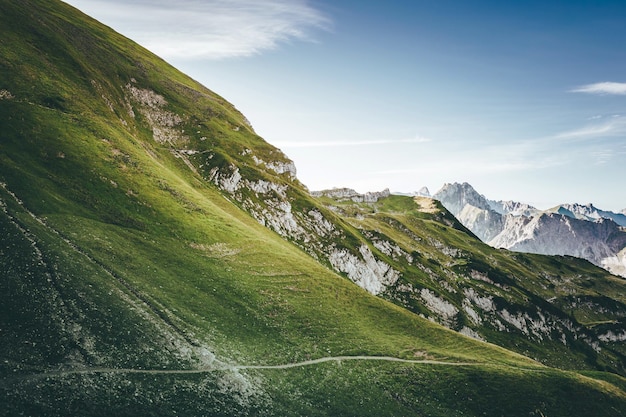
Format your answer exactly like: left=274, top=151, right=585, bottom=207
left=63, top=0, right=626, bottom=211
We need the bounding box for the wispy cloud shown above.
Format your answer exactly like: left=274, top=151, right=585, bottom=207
left=554, top=115, right=626, bottom=140
left=375, top=140, right=566, bottom=177
left=592, top=149, right=614, bottom=165
left=570, top=81, right=626, bottom=95
left=64, top=0, right=330, bottom=59
left=273, top=137, right=431, bottom=148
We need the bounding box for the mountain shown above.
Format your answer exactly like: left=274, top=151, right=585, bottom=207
left=546, top=203, right=626, bottom=227
left=434, top=183, right=626, bottom=278
left=389, top=186, right=430, bottom=197
left=488, top=199, right=539, bottom=217
left=432, top=183, right=503, bottom=241
left=1, top=1, right=626, bottom=415
left=413, top=186, right=431, bottom=197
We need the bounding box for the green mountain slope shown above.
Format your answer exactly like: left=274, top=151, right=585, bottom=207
left=314, top=192, right=626, bottom=374
left=1, top=1, right=625, bottom=415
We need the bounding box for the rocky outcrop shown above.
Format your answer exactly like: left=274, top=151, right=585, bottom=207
left=0, top=89, right=14, bottom=100
left=434, top=182, right=491, bottom=214
left=196, top=149, right=401, bottom=295
left=311, top=188, right=391, bottom=203
left=488, top=200, right=538, bottom=217
left=329, top=245, right=400, bottom=295
left=251, top=153, right=297, bottom=180
left=126, top=82, right=187, bottom=145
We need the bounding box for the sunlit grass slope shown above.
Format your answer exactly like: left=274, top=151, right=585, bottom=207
left=1, top=0, right=625, bottom=415
left=320, top=194, right=626, bottom=373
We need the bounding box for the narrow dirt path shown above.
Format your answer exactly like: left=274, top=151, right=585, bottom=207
left=4, top=356, right=486, bottom=385
left=235, top=356, right=479, bottom=370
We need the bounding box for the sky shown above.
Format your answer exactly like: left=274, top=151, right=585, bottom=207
left=63, top=0, right=626, bottom=212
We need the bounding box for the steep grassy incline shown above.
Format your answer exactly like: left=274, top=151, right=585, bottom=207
left=315, top=193, right=626, bottom=374
left=1, top=1, right=625, bottom=415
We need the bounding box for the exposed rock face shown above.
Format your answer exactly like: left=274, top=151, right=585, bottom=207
left=456, top=203, right=504, bottom=242
left=252, top=154, right=297, bottom=180
left=0, top=89, right=14, bottom=100
left=198, top=152, right=400, bottom=295
left=434, top=182, right=491, bottom=214
left=488, top=200, right=539, bottom=217
left=491, top=214, right=626, bottom=266
left=416, top=186, right=431, bottom=197
left=434, top=182, right=626, bottom=278
left=602, top=248, right=626, bottom=278
left=329, top=245, right=400, bottom=295
left=126, top=83, right=187, bottom=145
left=419, top=288, right=459, bottom=326
left=311, top=188, right=391, bottom=203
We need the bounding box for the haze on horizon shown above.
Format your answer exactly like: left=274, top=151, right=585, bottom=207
left=63, top=0, right=626, bottom=212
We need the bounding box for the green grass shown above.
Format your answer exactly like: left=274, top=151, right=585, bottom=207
left=314, top=193, right=626, bottom=374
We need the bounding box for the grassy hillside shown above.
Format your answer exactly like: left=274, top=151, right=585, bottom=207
left=1, top=1, right=625, bottom=415
left=316, top=193, right=626, bottom=374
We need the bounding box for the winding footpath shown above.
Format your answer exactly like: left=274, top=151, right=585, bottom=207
left=5, top=356, right=484, bottom=385
left=235, top=356, right=478, bottom=370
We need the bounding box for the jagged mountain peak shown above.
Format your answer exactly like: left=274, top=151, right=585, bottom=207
left=547, top=202, right=626, bottom=227
left=433, top=182, right=626, bottom=278
left=487, top=199, right=539, bottom=217
left=433, top=182, right=491, bottom=213
left=416, top=186, right=431, bottom=197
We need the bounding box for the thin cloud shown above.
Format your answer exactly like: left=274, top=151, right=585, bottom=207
left=374, top=140, right=566, bottom=177
left=273, top=137, right=431, bottom=148
left=592, top=149, right=614, bottom=165
left=554, top=116, right=626, bottom=140
left=63, top=0, right=330, bottom=59
left=376, top=157, right=559, bottom=177
left=570, top=82, right=626, bottom=95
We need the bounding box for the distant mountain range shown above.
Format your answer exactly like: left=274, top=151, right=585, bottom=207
left=433, top=182, right=626, bottom=277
